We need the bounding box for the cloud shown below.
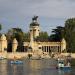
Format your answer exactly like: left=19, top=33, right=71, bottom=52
left=0, top=0, right=75, bottom=34
left=0, top=0, right=75, bottom=18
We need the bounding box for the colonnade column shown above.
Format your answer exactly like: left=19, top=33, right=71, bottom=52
left=42, top=46, right=61, bottom=53
left=12, top=38, right=18, bottom=52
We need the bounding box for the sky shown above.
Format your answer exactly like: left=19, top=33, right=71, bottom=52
left=0, top=0, right=75, bottom=35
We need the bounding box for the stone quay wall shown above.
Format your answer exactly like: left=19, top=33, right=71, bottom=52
left=60, top=53, right=75, bottom=59
left=0, top=52, right=33, bottom=59
left=0, top=52, right=75, bottom=59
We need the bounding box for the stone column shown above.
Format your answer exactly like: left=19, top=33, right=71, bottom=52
left=42, top=46, right=44, bottom=52
left=12, top=38, right=18, bottom=52
left=0, top=34, right=7, bottom=52
left=61, top=38, right=66, bottom=52
left=29, top=28, right=34, bottom=52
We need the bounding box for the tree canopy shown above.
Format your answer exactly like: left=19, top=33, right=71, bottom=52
left=65, top=18, right=75, bottom=52
left=6, top=28, right=26, bottom=52
left=49, top=26, right=64, bottom=41
left=35, top=32, right=49, bottom=42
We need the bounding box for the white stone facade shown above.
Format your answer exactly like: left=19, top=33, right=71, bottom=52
left=26, top=17, right=67, bottom=54
left=12, top=38, right=18, bottom=52
left=0, top=34, right=7, bottom=52
left=0, top=17, right=66, bottom=54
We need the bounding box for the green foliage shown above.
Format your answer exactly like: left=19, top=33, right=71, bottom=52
left=71, top=59, right=75, bottom=66
left=36, top=32, right=49, bottom=42
left=23, top=32, right=30, bottom=42
left=65, top=18, right=75, bottom=52
left=6, top=27, right=31, bottom=52
left=49, top=26, right=64, bottom=41
left=4, top=17, right=75, bottom=53
left=6, top=28, right=24, bottom=42
left=6, top=28, right=27, bottom=52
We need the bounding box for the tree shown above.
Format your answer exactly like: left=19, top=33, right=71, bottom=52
left=49, top=26, right=64, bottom=41
left=65, top=18, right=75, bottom=52
left=6, top=28, right=25, bottom=52
left=6, top=27, right=30, bottom=52
left=36, top=32, right=49, bottom=42
left=23, top=32, right=30, bottom=42
left=6, top=29, right=14, bottom=52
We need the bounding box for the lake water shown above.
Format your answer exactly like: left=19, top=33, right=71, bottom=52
left=0, top=58, right=75, bottom=75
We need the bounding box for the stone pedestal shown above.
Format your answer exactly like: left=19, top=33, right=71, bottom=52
left=0, top=34, right=7, bottom=52
left=12, top=38, right=18, bottom=52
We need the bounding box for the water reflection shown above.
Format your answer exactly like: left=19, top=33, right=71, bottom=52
left=0, top=60, right=7, bottom=75
left=0, top=59, right=74, bottom=75
left=29, top=60, right=42, bottom=69
left=58, top=69, right=71, bottom=75
left=24, top=59, right=58, bottom=75
left=7, top=62, right=23, bottom=75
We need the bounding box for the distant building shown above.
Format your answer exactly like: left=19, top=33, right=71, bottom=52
left=0, top=16, right=66, bottom=54
left=23, top=16, right=66, bottom=54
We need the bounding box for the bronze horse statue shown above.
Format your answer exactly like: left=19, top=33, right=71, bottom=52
left=32, top=16, right=38, bottom=21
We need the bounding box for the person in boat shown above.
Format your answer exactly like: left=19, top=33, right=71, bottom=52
left=67, top=62, right=71, bottom=67
left=58, top=62, right=64, bottom=68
